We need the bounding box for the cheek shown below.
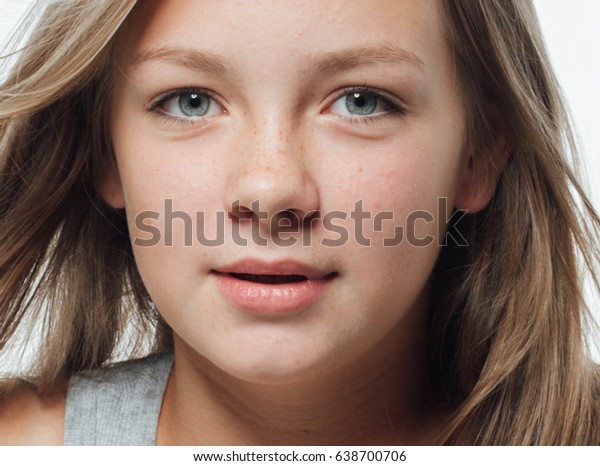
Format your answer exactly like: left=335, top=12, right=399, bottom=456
left=313, top=118, right=465, bottom=302
left=110, top=136, right=229, bottom=304
left=319, top=127, right=464, bottom=222
left=110, top=80, right=229, bottom=214
left=111, top=103, right=230, bottom=237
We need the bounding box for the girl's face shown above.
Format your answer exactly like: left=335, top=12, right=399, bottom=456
left=108, top=0, right=489, bottom=383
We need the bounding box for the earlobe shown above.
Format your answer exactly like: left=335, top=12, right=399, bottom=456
left=99, top=158, right=125, bottom=209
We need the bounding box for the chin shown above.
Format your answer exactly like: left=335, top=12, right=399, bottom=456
left=208, top=345, right=334, bottom=386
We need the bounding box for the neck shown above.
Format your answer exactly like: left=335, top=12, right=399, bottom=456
left=157, top=322, right=442, bottom=445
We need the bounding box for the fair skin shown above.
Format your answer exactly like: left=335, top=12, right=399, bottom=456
left=0, top=0, right=497, bottom=445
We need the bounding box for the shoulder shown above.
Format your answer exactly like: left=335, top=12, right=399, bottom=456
left=64, top=353, right=173, bottom=446
left=0, top=353, right=173, bottom=446
left=0, top=377, right=67, bottom=446
left=67, top=353, right=173, bottom=391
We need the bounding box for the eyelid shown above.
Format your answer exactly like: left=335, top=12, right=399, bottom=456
left=145, top=85, right=405, bottom=131
left=327, top=86, right=406, bottom=117
left=147, top=87, right=219, bottom=112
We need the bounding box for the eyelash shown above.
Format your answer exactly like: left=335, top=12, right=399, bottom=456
left=147, top=87, right=221, bottom=129
left=146, top=86, right=405, bottom=129
left=328, top=86, right=406, bottom=124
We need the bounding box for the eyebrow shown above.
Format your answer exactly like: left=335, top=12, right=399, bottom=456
left=299, top=44, right=425, bottom=76
left=131, top=46, right=234, bottom=76
left=130, top=44, right=424, bottom=77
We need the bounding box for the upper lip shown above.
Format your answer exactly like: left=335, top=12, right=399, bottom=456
left=213, top=258, right=332, bottom=280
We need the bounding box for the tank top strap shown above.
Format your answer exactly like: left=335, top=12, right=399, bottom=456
left=63, top=353, right=173, bottom=445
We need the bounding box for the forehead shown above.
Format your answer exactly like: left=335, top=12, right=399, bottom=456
left=116, top=0, right=449, bottom=74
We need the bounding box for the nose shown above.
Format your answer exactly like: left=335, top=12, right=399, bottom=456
left=225, top=118, right=320, bottom=232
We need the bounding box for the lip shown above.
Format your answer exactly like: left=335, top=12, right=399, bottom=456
left=212, top=259, right=336, bottom=314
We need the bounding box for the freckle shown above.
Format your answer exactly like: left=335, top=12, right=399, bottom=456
left=358, top=166, right=364, bottom=173
left=303, top=429, right=310, bottom=435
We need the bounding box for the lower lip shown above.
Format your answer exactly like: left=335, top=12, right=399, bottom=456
left=212, top=272, right=334, bottom=314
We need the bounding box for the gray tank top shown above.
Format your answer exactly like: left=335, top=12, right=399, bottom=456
left=63, top=353, right=173, bottom=445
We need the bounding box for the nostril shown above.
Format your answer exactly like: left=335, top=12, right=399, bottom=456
left=271, top=208, right=320, bottom=230
left=228, top=200, right=321, bottom=229
left=228, top=200, right=254, bottom=220
left=269, top=210, right=299, bottom=234
left=279, top=209, right=301, bottom=228
left=301, top=209, right=320, bottom=227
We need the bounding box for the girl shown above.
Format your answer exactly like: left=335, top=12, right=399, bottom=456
left=0, top=0, right=599, bottom=445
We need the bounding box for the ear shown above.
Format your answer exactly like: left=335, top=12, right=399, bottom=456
left=454, top=135, right=509, bottom=213
left=99, top=156, right=125, bottom=209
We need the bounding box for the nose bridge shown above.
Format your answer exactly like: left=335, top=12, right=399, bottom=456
left=226, top=112, right=319, bottom=219
left=249, top=114, right=296, bottom=172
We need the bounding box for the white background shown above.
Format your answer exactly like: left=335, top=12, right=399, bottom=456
left=0, top=1, right=599, bottom=369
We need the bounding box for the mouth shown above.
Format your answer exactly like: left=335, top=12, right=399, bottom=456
left=213, top=258, right=334, bottom=281
left=212, top=259, right=336, bottom=314
left=226, top=273, right=309, bottom=284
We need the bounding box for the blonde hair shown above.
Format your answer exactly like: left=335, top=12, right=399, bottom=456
left=1, top=0, right=598, bottom=445
left=430, top=1, right=600, bottom=444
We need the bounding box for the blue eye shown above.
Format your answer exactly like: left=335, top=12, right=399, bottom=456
left=345, top=93, right=378, bottom=115
left=329, top=89, right=399, bottom=118
left=151, top=89, right=223, bottom=120
left=177, top=93, right=211, bottom=117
